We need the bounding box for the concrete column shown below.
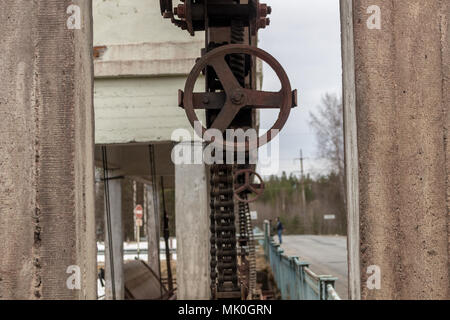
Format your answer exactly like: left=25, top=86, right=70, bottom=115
left=146, top=184, right=161, bottom=277
left=351, top=0, right=449, bottom=299
left=340, top=0, right=361, bottom=300
left=0, top=1, right=96, bottom=299
left=104, top=175, right=124, bottom=300
left=175, top=142, right=210, bottom=299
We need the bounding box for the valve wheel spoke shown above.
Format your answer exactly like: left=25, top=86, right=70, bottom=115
left=209, top=56, right=242, bottom=94
left=234, top=169, right=265, bottom=203
left=235, top=185, right=248, bottom=194
left=210, top=101, right=242, bottom=133
left=243, top=89, right=283, bottom=108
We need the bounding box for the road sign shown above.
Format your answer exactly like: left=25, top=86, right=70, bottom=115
left=250, top=211, right=258, bottom=220
left=136, top=218, right=143, bottom=227
left=324, top=214, right=336, bottom=220
left=134, top=204, right=143, bottom=219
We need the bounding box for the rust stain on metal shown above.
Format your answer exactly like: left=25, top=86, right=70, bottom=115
left=93, top=46, right=107, bottom=59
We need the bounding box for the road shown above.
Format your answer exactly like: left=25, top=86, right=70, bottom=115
left=279, top=235, right=348, bottom=300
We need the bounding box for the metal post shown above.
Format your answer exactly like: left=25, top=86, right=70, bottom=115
left=161, top=176, right=173, bottom=292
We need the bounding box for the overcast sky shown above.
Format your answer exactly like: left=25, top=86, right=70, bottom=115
left=257, top=0, right=342, bottom=178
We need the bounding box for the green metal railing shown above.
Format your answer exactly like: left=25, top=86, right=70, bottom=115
left=262, top=222, right=341, bottom=300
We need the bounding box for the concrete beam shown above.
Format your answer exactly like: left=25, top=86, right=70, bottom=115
left=0, top=1, right=96, bottom=299
left=93, top=0, right=204, bottom=46
left=352, top=0, right=449, bottom=299
left=94, top=144, right=176, bottom=188
left=104, top=175, right=124, bottom=300
left=175, top=142, right=210, bottom=299
left=94, top=41, right=203, bottom=78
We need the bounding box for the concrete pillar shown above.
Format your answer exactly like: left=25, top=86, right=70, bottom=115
left=350, top=0, right=449, bottom=299
left=146, top=184, right=161, bottom=277
left=0, top=1, right=96, bottom=299
left=340, top=0, right=361, bottom=300
left=104, top=175, right=124, bottom=300
left=175, top=142, right=210, bottom=299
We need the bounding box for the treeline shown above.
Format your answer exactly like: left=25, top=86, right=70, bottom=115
left=252, top=172, right=347, bottom=235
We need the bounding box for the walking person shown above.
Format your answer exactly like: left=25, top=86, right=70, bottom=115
left=276, top=217, right=284, bottom=244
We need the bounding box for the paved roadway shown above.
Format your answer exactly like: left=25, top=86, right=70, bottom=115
left=279, top=235, right=348, bottom=300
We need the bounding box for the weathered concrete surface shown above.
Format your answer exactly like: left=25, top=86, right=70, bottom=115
left=94, top=42, right=204, bottom=78
left=175, top=142, right=210, bottom=299
left=0, top=1, right=96, bottom=299
left=94, top=77, right=205, bottom=145
left=340, top=0, right=361, bottom=300
left=353, top=0, right=449, bottom=299
left=93, top=0, right=204, bottom=45
left=444, top=4, right=450, bottom=297
left=104, top=175, right=124, bottom=300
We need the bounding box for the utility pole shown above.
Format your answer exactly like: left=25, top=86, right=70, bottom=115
left=294, top=150, right=307, bottom=215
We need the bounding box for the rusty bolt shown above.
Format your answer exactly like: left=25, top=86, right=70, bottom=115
left=265, top=18, right=270, bottom=26
left=231, top=91, right=245, bottom=105
left=257, top=18, right=267, bottom=29
left=175, top=4, right=186, bottom=18
left=259, top=4, right=269, bottom=18
left=259, top=4, right=272, bottom=17
left=178, top=90, right=184, bottom=108
left=203, top=96, right=210, bottom=105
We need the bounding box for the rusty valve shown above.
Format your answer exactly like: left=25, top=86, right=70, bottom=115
left=234, top=169, right=265, bottom=203
left=180, top=44, right=297, bottom=150
left=259, top=4, right=272, bottom=17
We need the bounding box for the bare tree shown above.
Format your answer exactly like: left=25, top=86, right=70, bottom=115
left=309, top=93, right=344, bottom=178
left=309, top=94, right=346, bottom=233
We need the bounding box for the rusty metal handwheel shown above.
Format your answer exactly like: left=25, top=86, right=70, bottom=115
left=181, top=44, right=296, bottom=150
left=234, top=169, right=265, bottom=203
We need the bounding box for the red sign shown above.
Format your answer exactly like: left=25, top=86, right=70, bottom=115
left=134, top=204, right=143, bottom=219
